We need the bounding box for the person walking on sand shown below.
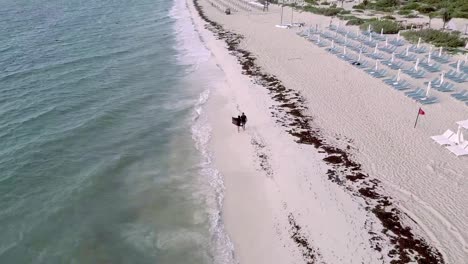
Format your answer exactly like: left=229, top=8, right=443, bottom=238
left=236, top=115, right=242, bottom=132
left=240, top=112, right=247, bottom=130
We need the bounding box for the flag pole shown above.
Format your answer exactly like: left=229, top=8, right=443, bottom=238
left=414, top=107, right=421, bottom=128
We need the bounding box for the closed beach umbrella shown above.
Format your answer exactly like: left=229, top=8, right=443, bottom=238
left=426, top=81, right=431, bottom=97
left=380, top=28, right=384, bottom=36
left=368, top=24, right=371, bottom=33
left=385, top=37, right=388, bottom=47
left=415, top=58, right=420, bottom=71
left=456, top=60, right=461, bottom=73
left=428, top=52, right=432, bottom=64
left=369, top=33, right=372, bottom=42
left=343, top=46, right=347, bottom=55
left=317, top=34, right=320, bottom=43
left=406, top=46, right=410, bottom=56
left=397, top=69, right=401, bottom=82
left=375, top=60, right=379, bottom=71
left=417, top=37, right=421, bottom=48
left=358, top=49, right=362, bottom=62
left=457, top=125, right=463, bottom=144
left=344, top=34, right=348, bottom=44
left=391, top=52, right=395, bottom=63
left=331, top=39, right=335, bottom=49
left=440, top=72, right=445, bottom=85
left=397, top=31, right=400, bottom=40
left=439, top=47, right=443, bottom=57
left=374, top=43, right=378, bottom=54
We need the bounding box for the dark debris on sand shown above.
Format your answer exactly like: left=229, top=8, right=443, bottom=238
left=192, top=0, right=445, bottom=263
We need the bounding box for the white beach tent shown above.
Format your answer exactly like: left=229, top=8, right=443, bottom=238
left=444, top=119, right=468, bottom=156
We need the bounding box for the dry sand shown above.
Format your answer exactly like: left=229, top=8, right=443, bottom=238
left=187, top=1, right=468, bottom=263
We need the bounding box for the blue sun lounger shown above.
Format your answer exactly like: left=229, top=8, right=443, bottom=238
left=389, top=38, right=405, bottom=46
left=416, top=96, right=439, bottom=104
left=409, top=45, right=427, bottom=53
left=380, top=46, right=397, bottom=54
left=451, top=90, right=467, bottom=99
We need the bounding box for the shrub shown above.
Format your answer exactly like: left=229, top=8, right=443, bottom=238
left=382, top=15, right=396, bottom=20
left=453, top=11, right=468, bottom=19
left=397, top=9, right=412, bottom=15
left=304, top=0, right=318, bottom=5
left=375, top=0, right=399, bottom=8
left=303, top=6, right=343, bottom=16
left=347, top=18, right=366, bottom=25
left=354, top=9, right=364, bottom=13
left=417, top=5, right=436, bottom=14
left=405, top=14, right=420, bottom=18
left=401, top=2, right=419, bottom=10
left=353, top=3, right=366, bottom=10
left=401, top=29, right=467, bottom=48
left=340, top=9, right=351, bottom=14
left=323, top=7, right=341, bottom=16
left=360, top=19, right=401, bottom=34
left=321, top=1, right=329, bottom=5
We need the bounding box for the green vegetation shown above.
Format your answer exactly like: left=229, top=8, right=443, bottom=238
left=382, top=15, right=396, bottom=20
left=360, top=19, right=401, bottom=34
left=401, top=29, right=467, bottom=48
left=397, top=9, right=412, bottom=16
left=346, top=18, right=366, bottom=26
left=352, top=0, right=468, bottom=19
left=303, top=5, right=345, bottom=16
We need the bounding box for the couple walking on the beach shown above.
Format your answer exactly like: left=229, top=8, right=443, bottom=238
left=235, top=112, right=247, bottom=132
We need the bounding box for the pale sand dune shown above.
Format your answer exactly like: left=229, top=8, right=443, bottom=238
left=188, top=1, right=468, bottom=263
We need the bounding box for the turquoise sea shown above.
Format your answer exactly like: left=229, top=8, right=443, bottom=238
left=0, top=0, right=234, bottom=263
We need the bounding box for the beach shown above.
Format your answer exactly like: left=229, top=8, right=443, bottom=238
left=187, top=0, right=468, bottom=263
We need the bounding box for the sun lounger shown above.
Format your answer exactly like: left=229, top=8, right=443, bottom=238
left=388, top=62, right=404, bottom=70
left=437, top=83, right=455, bottom=92
left=385, top=78, right=410, bottom=90
left=409, top=45, right=427, bottom=53
left=368, top=53, right=384, bottom=60
left=389, top=39, right=405, bottom=46
left=431, top=53, right=450, bottom=63
left=446, top=141, right=468, bottom=156
left=405, top=88, right=423, bottom=97
left=368, top=69, right=387, bottom=78
left=416, top=96, right=439, bottom=104
left=393, top=82, right=411, bottom=90
left=451, top=90, right=467, bottom=99
left=381, top=46, right=397, bottom=54
left=403, top=68, right=426, bottom=79
left=431, top=129, right=456, bottom=146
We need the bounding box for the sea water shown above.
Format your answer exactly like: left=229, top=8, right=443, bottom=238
left=0, top=0, right=234, bottom=263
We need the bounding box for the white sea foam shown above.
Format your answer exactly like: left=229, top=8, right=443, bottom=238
left=170, top=1, right=237, bottom=263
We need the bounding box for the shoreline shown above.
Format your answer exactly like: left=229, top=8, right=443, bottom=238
left=187, top=0, right=467, bottom=263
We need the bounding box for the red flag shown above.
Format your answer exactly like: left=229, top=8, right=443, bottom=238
left=418, top=108, right=425, bottom=115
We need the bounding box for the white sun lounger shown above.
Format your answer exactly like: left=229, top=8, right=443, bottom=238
left=446, top=141, right=468, bottom=156
left=430, top=129, right=457, bottom=146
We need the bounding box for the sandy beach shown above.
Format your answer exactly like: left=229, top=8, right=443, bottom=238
left=187, top=1, right=468, bottom=263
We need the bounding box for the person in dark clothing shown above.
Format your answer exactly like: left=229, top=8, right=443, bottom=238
left=240, top=113, right=247, bottom=130
left=237, top=115, right=242, bottom=132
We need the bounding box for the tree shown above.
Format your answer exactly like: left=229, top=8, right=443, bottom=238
left=441, top=8, right=452, bottom=30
